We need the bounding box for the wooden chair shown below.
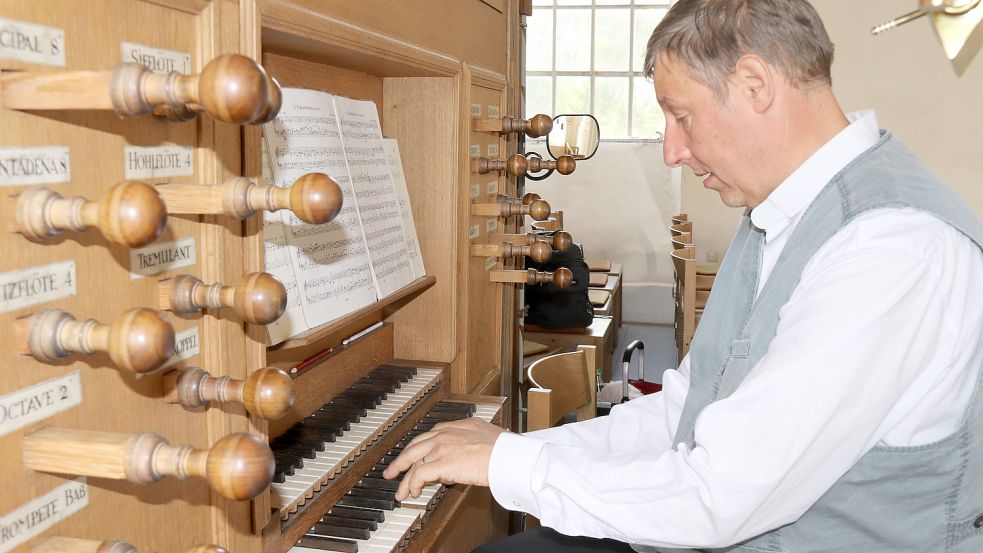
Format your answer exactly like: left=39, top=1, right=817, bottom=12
left=526, top=345, right=598, bottom=431
left=523, top=345, right=598, bottom=530
left=670, top=247, right=710, bottom=363
left=669, top=221, right=692, bottom=237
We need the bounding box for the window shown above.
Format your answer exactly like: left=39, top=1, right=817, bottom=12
left=525, top=0, right=670, bottom=141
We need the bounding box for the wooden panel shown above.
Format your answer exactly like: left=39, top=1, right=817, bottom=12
left=383, top=77, right=461, bottom=364
left=261, top=52, right=385, bottom=126
left=455, top=66, right=508, bottom=394
left=0, top=1, right=249, bottom=551
left=261, top=0, right=508, bottom=74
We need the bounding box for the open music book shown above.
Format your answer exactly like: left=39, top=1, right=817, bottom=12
left=261, top=88, right=426, bottom=345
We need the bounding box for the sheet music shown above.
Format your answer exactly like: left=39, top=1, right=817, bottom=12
left=382, top=139, right=426, bottom=279
left=333, top=96, right=414, bottom=298
left=263, top=89, right=376, bottom=330
left=262, top=142, right=308, bottom=345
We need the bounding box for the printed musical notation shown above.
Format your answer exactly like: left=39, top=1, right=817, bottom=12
left=334, top=95, right=415, bottom=299
left=260, top=89, right=424, bottom=345
left=383, top=139, right=426, bottom=279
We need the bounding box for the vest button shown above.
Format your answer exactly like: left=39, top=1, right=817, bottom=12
left=975, top=515, right=983, bottom=528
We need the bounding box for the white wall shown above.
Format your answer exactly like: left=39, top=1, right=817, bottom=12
left=687, top=1, right=983, bottom=255
left=527, top=142, right=681, bottom=324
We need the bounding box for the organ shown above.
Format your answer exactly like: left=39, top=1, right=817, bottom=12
left=0, top=1, right=562, bottom=552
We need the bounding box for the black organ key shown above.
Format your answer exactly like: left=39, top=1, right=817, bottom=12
left=330, top=505, right=386, bottom=523
left=310, top=522, right=371, bottom=541
left=320, top=515, right=378, bottom=531
left=337, top=494, right=396, bottom=511
left=296, top=534, right=357, bottom=553
left=359, top=477, right=400, bottom=492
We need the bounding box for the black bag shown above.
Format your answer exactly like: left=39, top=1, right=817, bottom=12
left=524, top=235, right=593, bottom=329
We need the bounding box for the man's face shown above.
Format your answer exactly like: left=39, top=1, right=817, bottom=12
left=653, top=54, right=758, bottom=208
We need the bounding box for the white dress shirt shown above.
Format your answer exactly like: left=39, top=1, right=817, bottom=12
left=490, top=111, right=983, bottom=549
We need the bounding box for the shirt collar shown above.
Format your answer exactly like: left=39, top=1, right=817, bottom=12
left=750, top=110, right=880, bottom=242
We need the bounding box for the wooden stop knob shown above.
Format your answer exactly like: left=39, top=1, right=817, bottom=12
left=528, top=241, right=552, bottom=263
left=31, top=537, right=137, bottom=553
left=160, top=272, right=286, bottom=325
left=552, top=230, right=573, bottom=252
left=175, top=366, right=295, bottom=420
left=555, top=155, right=577, bottom=175
left=22, top=428, right=273, bottom=501
left=525, top=114, right=553, bottom=138
left=528, top=199, right=551, bottom=221
left=552, top=267, right=574, bottom=288
left=521, top=192, right=541, bottom=205
left=287, top=172, right=344, bottom=224
left=20, top=308, right=175, bottom=373
left=253, top=74, right=283, bottom=124
left=205, top=433, right=275, bottom=500
left=235, top=272, right=288, bottom=324
left=506, top=155, right=528, bottom=176
left=106, top=308, right=175, bottom=373
left=197, top=54, right=270, bottom=125
left=15, top=181, right=167, bottom=248
left=184, top=547, right=229, bottom=553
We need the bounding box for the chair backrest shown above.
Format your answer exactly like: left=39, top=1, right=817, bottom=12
left=670, top=233, right=693, bottom=250
left=526, top=345, right=597, bottom=431
left=670, top=247, right=697, bottom=362
left=669, top=221, right=693, bottom=236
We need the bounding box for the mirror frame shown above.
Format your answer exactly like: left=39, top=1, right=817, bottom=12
left=546, top=113, right=601, bottom=161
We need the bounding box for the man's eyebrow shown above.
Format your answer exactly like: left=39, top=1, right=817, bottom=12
left=658, top=96, right=682, bottom=111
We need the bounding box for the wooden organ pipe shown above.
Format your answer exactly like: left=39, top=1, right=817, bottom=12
left=472, top=114, right=553, bottom=138
left=22, top=428, right=274, bottom=500
left=156, top=172, right=343, bottom=225
left=13, top=181, right=167, bottom=248
left=166, top=366, right=296, bottom=420
left=159, top=272, right=287, bottom=325
left=471, top=240, right=552, bottom=263
left=17, top=308, right=175, bottom=374
left=472, top=198, right=551, bottom=221
left=1, top=54, right=280, bottom=125
left=489, top=267, right=574, bottom=288
left=471, top=154, right=576, bottom=176
left=500, top=231, right=574, bottom=252
left=32, top=537, right=229, bottom=553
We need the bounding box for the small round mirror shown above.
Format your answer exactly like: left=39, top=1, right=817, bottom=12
left=546, top=114, right=600, bottom=161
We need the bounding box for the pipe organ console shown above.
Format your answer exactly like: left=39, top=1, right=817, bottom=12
left=1, top=1, right=527, bottom=552
left=471, top=153, right=576, bottom=177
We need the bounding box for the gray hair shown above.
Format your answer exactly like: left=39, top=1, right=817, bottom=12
left=643, top=0, right=834, bottom=98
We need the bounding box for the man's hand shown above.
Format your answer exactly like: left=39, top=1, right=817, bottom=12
left=382, top=417, right=508, bottom=501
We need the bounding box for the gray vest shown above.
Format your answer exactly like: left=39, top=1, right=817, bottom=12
left=642, top=133, right=983, bottom=553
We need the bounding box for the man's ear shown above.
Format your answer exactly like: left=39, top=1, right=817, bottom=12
left=733, top=55, right=774, bottom=113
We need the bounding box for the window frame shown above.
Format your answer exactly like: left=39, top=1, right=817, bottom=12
left=525, top=0, right=669, bottom=143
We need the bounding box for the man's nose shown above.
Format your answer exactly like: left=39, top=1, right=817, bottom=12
left=662, top=127, right=690, bottom=168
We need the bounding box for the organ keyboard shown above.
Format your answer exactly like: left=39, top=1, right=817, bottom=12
left=286, top=400, right=501, bottom=553
left=272, top=365, right=443, bottom=518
